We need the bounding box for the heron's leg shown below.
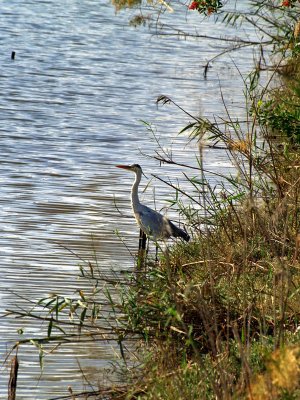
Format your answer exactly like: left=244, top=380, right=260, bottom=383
left=137, top=229, right=147, bottom=269
left=138, top=229, right=147, bottom=250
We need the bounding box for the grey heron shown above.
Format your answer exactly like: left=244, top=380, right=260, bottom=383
left=116, top=164, right=190, bottom=242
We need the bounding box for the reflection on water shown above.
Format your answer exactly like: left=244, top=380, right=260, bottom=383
left=0, top=1, right=262, bottom=398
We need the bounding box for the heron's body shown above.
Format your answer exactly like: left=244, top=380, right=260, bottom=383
left=116, top=164, right=190, bottom=242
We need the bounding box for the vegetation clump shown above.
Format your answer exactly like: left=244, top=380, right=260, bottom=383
left=112, top=3, right=300, bottom=397
left=119, top=128, right=300, bottom=398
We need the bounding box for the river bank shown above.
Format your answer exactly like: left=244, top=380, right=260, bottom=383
left=116, top=60, right=300, bottom=400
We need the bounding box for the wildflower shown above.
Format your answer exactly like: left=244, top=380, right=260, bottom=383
left=189, top=1, right=198, bottom=10
left=282, top=0, right=291, bottom=6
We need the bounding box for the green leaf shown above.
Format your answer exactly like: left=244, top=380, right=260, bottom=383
left=52, top=324, right=66, bottom=335
left=118, top=337, right=126, bottom=363
left=80, top=308, right=87, bottom=326
left=47, top=318, right=53, bottom=338
left=179, top=122, right=197, bottom=134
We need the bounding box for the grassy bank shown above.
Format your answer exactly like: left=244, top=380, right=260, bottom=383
left=115, top=53, right=300, bottom=399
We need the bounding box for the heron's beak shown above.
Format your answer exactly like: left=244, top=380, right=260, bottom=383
left=116, top=164, right=147, bottom=178
left=116, top=165, right=132, bottom=170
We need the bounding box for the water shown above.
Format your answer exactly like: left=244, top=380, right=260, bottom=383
left=0, top=1, right=262, bottom=398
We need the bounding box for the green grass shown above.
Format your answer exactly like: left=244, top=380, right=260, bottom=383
left=257, top=56, right=300, bottom=142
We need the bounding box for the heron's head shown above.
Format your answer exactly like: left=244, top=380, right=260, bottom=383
left=116, top=164, right=144, bottom=175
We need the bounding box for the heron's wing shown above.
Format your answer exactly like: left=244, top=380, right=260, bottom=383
left=134, top=205, right=167, bottom=240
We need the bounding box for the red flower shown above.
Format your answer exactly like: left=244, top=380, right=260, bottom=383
left=282, top=0, right=291, bottom=6
left=189, top=1, right=198, bottom=10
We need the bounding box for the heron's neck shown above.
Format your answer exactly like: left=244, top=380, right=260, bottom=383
left=131, top=171, right=141, bottom=211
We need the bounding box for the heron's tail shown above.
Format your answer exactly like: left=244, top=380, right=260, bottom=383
left=169, top=221, right=190, bottom=242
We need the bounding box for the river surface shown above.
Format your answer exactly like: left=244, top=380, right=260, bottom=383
left=0, top=1, right=264, bottom=398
